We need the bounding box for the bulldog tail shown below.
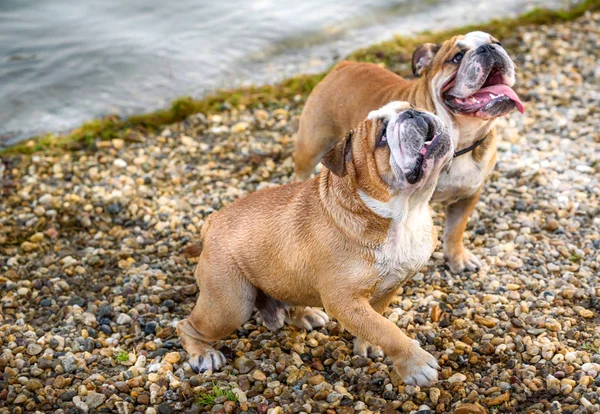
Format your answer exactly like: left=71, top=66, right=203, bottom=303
left=182, top=217, right=212, bottom=258
left=183, top=241, right=203, bottom=258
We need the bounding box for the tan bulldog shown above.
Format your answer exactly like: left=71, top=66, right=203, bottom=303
left=178, top=101, right=453, bottom=386
left=294, top=31, right=524, bottom=273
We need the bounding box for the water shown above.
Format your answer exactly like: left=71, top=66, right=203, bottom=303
left=0, top=0, right=564, bottom=146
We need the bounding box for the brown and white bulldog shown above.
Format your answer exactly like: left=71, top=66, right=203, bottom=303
left=178, top=102, right=453, bottom=386
left=294, top=31, right=524, bottom=273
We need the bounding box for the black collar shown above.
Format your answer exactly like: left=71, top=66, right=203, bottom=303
left=453, top=136, right=488, bottom=158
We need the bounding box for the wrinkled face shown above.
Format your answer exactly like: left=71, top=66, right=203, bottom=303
left=427, top=31, right=524, bottom=119
left=349, top=101, right=453, bottom=197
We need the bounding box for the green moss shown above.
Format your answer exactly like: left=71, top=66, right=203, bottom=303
left=3, top=0, right=599, bottom=155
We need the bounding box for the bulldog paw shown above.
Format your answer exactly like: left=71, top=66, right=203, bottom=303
left=188, top=349, right=227, bottom=373
left=285, top=307, right=330, bottom=330
left=445, top=248, right=482, bottom=273
left=394, top=340, right=439, bottom=387
left=353, top=337, right=385, bottom=359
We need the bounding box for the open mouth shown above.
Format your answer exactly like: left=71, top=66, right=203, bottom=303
left=443, top=67, right=524, bottom=117
left=405, top=127, right=442, bottom=185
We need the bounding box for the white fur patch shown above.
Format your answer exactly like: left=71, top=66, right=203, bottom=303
left=359, top=190, right=407, bottom=220
left=458, top=31, right=492, bottom=49
left=359, top=192, right=435, bottom=297
left=432, top=146, right=494, bottom=204
left=367, top=101, right=410, bottom=121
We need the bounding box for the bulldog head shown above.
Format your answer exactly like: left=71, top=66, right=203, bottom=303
left=321, top=101, right=453, bottom=201
left=412, top=31, right=524, bottom=120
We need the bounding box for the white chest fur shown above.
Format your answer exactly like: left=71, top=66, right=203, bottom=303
left=359, top=191, right=436, bottom=298
left=374, top=207, right=435, bottom=295
left=432, top=154, right=487, bottom=204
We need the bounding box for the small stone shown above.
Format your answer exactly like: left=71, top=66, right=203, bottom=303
left=144, top=322, right=157, bottom=335
left=14, top=394, right=28, bottom=404
left=27, top=343, right=43, bottom=356
left=309, top=374, right=324, bottom=386
left=429, top=388, right=441, bottom=405
left=545, top=219, right=559, bottom=231
left=578, top=309, right=594, bottom=319
left=454, top=403, right=484, bottom=414
left=112, top=139, right=124, bottom=149
left=62, top=356, right=77, bottom=373
left=234, top=356, right=255, bottom=374
left=39, top=194, right=54, bottom=206
left=430, top=304, right=442, bottom=322
left=480, top=342, right=495, bottom=355
left=582, top=363, right=600, bottom=377
left=85, top=392, right=106, bottom=409
left=232, top=122, right=249, bottom=133
left=30, top=232, right=44, bottom=243
left=253, top=370, right=267, bottom=382
left=164, top=352, right=180, bottom=364
left=21, top=241, right=37, bottom=252
left=157, top=403, right=174, bottom=414
left=484, top=392, right=510, bottom=406
left=474, top=315, right=496, bottom=328
left=447, top=373, right=467, bottom=384
left=224, top=400, right=236, bottom=414
left=116, top=314, right=132, bottom=325
left=25, top=379, right=43, bottom=391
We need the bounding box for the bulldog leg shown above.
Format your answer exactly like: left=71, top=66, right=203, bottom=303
left=443, top=186, right=483, bottom=273
left=324, top=293, right=438, bottom=387
left=256, top=290, right=329, bottom=331
left=285, top=307, right=330, bottom=330
left=353, top=289, right=398, bottom=359
left=177, top=258, right=256, bottom=373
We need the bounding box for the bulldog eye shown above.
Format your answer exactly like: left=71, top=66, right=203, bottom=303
left=376, top=120, right=389, bottom=147
left=452, top=52, right=464, bottom=63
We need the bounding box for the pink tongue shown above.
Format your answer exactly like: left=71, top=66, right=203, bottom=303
left=475, top=84, right=525, bottom=113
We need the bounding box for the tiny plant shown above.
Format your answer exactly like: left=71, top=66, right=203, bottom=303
left=582, top=343, right=599, bottom=353
left=114, top=350, right=129, bottom=363
left=196, top=382, right=238, bottom=407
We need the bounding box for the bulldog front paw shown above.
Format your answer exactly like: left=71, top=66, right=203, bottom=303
left=353, top=337, right=385, bottom=359
left=188, top=349, right=227, bottom=373
left=285, top=307, right=330, bottom=330
left=444, top=248, right=482, bottom=273
left=394, top=340, right=439, bottom=387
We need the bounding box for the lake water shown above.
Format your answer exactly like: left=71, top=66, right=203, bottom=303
left=0, top=0, right=563, bottom=146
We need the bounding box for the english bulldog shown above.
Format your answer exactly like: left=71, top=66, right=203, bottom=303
left=178, top=102, right=453, bottom=386
left=293, top=31, right=524, bottom=273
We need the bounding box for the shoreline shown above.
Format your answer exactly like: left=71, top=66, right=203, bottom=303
left=2, top=0, right=599, bottom=156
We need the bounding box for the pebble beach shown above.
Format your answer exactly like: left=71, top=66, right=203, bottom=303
left=1, top=11, right=600, bottom=414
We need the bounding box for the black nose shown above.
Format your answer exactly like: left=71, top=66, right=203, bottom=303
left=401, top=108, right=424, bottom=120
left=476, top=44, right=493, bottom=55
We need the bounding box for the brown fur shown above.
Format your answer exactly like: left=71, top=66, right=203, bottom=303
left=294, top=34, right=506, bottom=272
left=178, top=106, right=442, bottom=385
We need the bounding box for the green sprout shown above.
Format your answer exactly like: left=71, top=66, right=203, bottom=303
left=196, top=382, right=238, bottom=407
left=114, top=350, right=129, bottom=363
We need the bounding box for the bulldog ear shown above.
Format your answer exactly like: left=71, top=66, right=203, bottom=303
left=322, top=130, right=353, bottom=177
left=411, top=43, right=440, bottom=76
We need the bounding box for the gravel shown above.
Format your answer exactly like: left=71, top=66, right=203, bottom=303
left=1, top=12, right=599, bottom=414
